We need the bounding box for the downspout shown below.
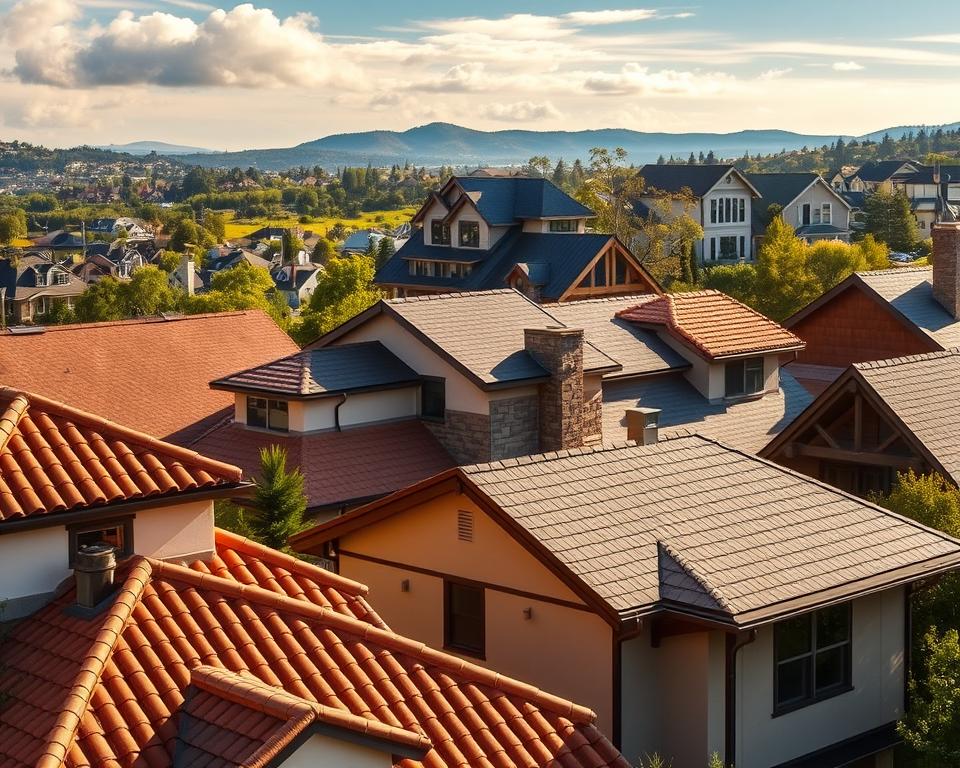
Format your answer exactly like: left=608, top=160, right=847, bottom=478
left=724, top=629, right=757, bottom=768
left=334, top=393, right=348, bottom=432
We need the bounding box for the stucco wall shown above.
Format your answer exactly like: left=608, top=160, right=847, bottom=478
left=278, top=731, right=392, bottom=768
left=336, top=492, right=616, bottom=733
left=735, top=589, right=906, bottom=768
left=787, top=181, right=851, bottom=231
left=136, top=500, right=216, bottom=562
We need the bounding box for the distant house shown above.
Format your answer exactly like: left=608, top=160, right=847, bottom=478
left=0, top=252, right=85, bottom=323
left=31, top=229, right=85, bottom=250
left=245, top=224, right=303, bottom=242
left=272, top=263, right=320, bottom=309
left=87, top=216, right=150, bottom=239
left=375, top=175, right=660, bottom=302
left=340, top=228, right=386, bottom=254
left=291, top=430, right=960, bottom=768
left=844, top=159, right=919, bottom=193
left=745, top=172, right=852, bottom=246
left=637, top=164, right=761, bottom=264
left=890, top=164, right=960, bottom=234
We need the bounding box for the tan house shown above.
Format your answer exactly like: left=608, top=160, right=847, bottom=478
left=0, top=252, right=86, bottom=324
left=291, top=434, right=960, bottom=768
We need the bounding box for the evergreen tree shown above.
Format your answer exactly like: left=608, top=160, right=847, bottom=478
left=247, top=446, right=306, bottom=551
left=705, top=150, right=716, bottom=165
left=687, top=152, right=697, bottom=165
left=698, top=151, right=706, bottom=163
left=376, top=236, right=396, bottom=269
left=680, top=245, right=692, bottom=284
left=656, top=154, right=666, bottom=165
left=865, top=189, right=919, bottom=252
left=552, top=158, right=568, bottom=187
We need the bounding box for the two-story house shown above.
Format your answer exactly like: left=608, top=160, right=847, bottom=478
left=844, top=160, right=919, bottom=194
left=890, top=164, right=960, bottom=234
left=0, top=386, right=628, bottom=768
left=746, top=172, right=852, bottom=248
left=0, top=252, right=86, bottom=323
left=637, top=164, right=761, bottom=264
left=375, top=175, right=660, bottom=302
left=291, top=429, right=960, bottom=768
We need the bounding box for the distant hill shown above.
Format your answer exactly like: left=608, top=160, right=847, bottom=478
left=96, top=140, right=215, bottom=156
left=858, top=122, right=960, bottom=143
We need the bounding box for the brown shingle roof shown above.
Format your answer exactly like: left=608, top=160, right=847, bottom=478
left=0, top=311, right=300, bottom=445
left=617, top=290, right=804, bottom=360
left=194, top=419, right=455, bottom=511
left=0, top=388, right=244, bottom=522
left=0, top=551, right=628, bottom=768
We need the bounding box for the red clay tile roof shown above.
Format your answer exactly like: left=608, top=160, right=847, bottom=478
left=194, top=419, right=455, bottom=510
left=0, top=552, right=628, bottom=768
left=617, top=290, right=805, bottom=360
left=0, top=311, right=299, bottom=445
left=0, top=388, right=244, bottom=523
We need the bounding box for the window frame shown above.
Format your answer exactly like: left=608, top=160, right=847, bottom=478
left=773, top=603, right=853, bottom=716
left=458, top=220, right=480, bottom=248
left=724, top=356, right=765, bottom=398
left=246, top=396, right=289, bottom=432
left=420, top=376, right=446, bottom=422
left=430, top=220, right=451, bottom=246
left=443, top=578, right=485, bottom=659
left=67, top=516, right=134, bottom=567
left=549, top=219, right=577, bottom=232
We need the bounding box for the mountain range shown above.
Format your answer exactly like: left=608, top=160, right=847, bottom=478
left=96, top=140, right=216, bottom=155
left=105, top=120, right=960, bottom=171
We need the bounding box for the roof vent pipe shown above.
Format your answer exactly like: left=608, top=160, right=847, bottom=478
left=75, top=543, right=117, bottom=609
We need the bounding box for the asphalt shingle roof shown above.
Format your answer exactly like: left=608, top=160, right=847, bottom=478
left=857, top=267, right=960, bottom=349
left=453, top=176, right=593, bottom=224
left=461, top=434, right=960, bottom=622
left=744, top=172, right=819, bottom=207
left=638, top=164, right=737, bottom=197
left=210, top=342, right=420, bottom=398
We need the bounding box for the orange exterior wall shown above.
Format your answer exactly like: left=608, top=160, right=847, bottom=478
left=791, top=285, right=940, bottom=368
left=336, top=493, right=616, bottom=734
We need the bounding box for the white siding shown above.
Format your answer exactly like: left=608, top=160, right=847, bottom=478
left=278, top=732, right=395, bottom=768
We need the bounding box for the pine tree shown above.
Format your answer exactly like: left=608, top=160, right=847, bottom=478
left=247, top=446, right=306, bottom=551
left=376, top=236, right=396, bottom=269
left=687, top=152, right=697, bottom=165
left=656, top=154, right=666, bottom=165
left=705, top=150, right=716, bottom=164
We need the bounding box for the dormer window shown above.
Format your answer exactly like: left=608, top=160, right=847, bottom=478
left=247, top=397, right=289, bottom=432
left=54, top=271, right=69, bottom=286
left=431, top=220, right=451, bottom=245
left=549, top=220, right=577, bottom=232
left=725, top=357, right=765, bottom=398
left=458, top=221, right=480, bottom=248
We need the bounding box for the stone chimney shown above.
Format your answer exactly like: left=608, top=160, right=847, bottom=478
left=179, top=252, right=195, bottom=296
left=626, top=407, right=661, bottom=445
left=75, top=543, right=117, bottom=609
left=932, top=222, right=960, bottom=319
left=523, top=326, right=585, bottom=452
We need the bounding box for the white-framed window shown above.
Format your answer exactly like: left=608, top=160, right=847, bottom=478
left=549, top=219, right=577, bottom=232
left=821, top=203, right=832, bottom=225
left=246, top=398, right=289, bottom=432
left=710, top=197, right=746, bottom=224
left=54, top=271, right=69, bottom=286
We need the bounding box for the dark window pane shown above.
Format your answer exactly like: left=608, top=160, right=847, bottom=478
left=421, top=379, right=445, bottom=420
left=268, top=400, right=289, bottom=432
left=775, top=615, right=812, bottom=660
left=446, top=582, right=484, bottom=655
left=817, top=605, right=850, bottom=647
left=615, top=255, right=628, bottom=285
left=247, top=397, right=267, bottom=428
left=815, top=647, right=847, bottom=693
left=777, top=658, right=810, bottom=706
left=459, top=221, right=480, bottom=248
left=725, top=360, right=745, bottom=397
left=744, top=358, right=764, bottom=394
left=711, top=199, right=717, bottom=223
left=430, top=220, right=450, bottom=245
left=593, top=257, right=606, bottom=287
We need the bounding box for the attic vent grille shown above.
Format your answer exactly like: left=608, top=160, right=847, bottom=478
left=457, top=510, right=474, bottom=542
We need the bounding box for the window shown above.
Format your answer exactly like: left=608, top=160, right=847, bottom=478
left=54, top=271, right=69, bottom=286
left=246, top=397, right=289, bottom=432
left=430, top=220, right=450, bottom=245
left=549, top=219, right=577, bottom=232
left=68, top=517, right=133, bottom=567
left=711, top=199, right=717, bottom=224
left=821, top=203, right=832, bottom=225
left=459, top=221, right=480, bottom=248
left=710, top=238, right=717, bottom=260
left=593, top=257, right=607, bottom=287
left=719, top=235, right=738, bottom=259
left=444, top=580, right=484, bottom=657
left=774, top=604, right=852, bottom=714
left=725, top=357, right=764, bottom=397
left=710, top=197, right=746, bottom=224
left=421, top=378, right=445, bottom=421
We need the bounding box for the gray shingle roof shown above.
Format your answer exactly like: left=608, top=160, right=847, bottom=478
left=541, top=296, right=689, bottom=377
left=453, top=177, right=593, bottom=224
left=382, top=290, right=621, bottom=386
left=744, top=172, right=819, bottom=208
left=210, top=342, right=420, bottom=398
left=638, top=164, right=739, bottom=197
left=857, top=267, right=960, bottom=348
left=854, top=349, right=960, bottom=484
left=601, top=368, right=813, bottom=453
left=461, top=434, right=960, bottom=623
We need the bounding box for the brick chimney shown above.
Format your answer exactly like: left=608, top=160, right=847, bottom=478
left=523, top=326, right=585, bottom=452
left=933, top=222, right=960, bottom=319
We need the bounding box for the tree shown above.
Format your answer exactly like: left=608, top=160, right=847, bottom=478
left=527, top=156, right=552, bottom=178
left=281, top=230, right=304, bottom=264
left=311, top=237, right=334, bottom=264
left=291, top=255, right=382, bottom=344
left=376, top=236, right=396, bottom=269
left=246, top=445, right=306, bottom=551
left=0, top=209, right=27, bottom=245
left=899, top=627, right=960, bottom=765
left=125, top=265, right=180, bottom=316
left=185, top=261, right=288, bottom=326
left=688, top=240, right=701, bottom=284
left=74, top=277, right=127, bottom=323
left=754, top=218, right=820, bottom=320
left=702, top=262, right=758, bottom=306
left=202, top=209, right=226, bottom=243
left=865, top=189, right=919, bottom=252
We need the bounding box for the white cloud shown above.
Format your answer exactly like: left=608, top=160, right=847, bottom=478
left=479, top=100, right=562, bottom=121
left=582, top=63, right=736, bottom=96
left=832, top=61, right=865, bottom=71
left=759, top=67, right=792, bottom=80
left=562, top=9, right=657, bottom=25
left=902, top=33, right=960, bottom=43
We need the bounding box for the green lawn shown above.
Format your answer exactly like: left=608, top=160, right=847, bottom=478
left=222, top=208, right=417, bottom=241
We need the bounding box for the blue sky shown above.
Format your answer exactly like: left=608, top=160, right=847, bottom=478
left=1, top=0, right=959, bottom=148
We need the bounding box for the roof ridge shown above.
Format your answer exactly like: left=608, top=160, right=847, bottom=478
left=35, top=560, right=153, bottom=768
left=0, top=387, right=244, bottom=484
left=385, top=288, right=517, bottom=304
left=0, top=310, right=260, bottom=334
left=0, top=394, right=30, bottom=453
left=147, top=557, right=597, bottom=724
left=657, top=540, right=733, bottom=613
left=857, top=266, right=931, bottom=276
left=540, top=293, right=659, bottom=307
left=854, top=348, right=960, bottom=370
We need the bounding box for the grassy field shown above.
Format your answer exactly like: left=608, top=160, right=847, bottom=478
left=222, top=208, right=417, bottom=241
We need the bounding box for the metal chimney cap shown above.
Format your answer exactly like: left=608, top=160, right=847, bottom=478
left=75, top=543, right=117, bottom=571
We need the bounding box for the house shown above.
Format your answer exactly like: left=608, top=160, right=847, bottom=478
left=745, top=172, right=852, bottom=246
left=245, top=224, right=303, bottom=242
left=31, top=229, right=86, bottom=251
left=290, top=431, right=960, bottom=768
left=0, top=309, right=299, bottom=444
left=272, top=263, right=320, bottom=309
left=205, top=246, right=272, bottom=274
left=637, top=164, right=761, bottom=264
left=843, top=160, right=919, bottom=193
left=784, top=220, right=960, bottom=394
left=87, top=216, right=150, bottom=239
left=890, top=164, right=960, bottom=235
left=375, top=175, right=660, bottom=302
left=0, top=387, right=628, bottom=768
left=0, top=252, right=86, bottom=323
left=340, top=228, right=386, bottom=254
left=762, top=349, right=960, bottom=496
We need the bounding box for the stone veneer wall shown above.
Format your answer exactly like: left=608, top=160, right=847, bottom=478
left=583, top=389, right=603, bottom=444
left=933, top=222, right=960, bottom=319
left=425, top=409, right=491, bottom=465
left=490, top=395, right=540, bottom=460
left=523, top=327, right=585, bottom=452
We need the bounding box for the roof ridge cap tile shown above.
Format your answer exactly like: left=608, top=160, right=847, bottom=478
left=2, top=310, right=257, bottom=334
left=0, top=393, right=30, bottom=453
left=858, top=266, right=931, bottom=276
left=855, top=348, right=960, bottom=370
left=657, top=540, right=734, bottom=613
left=386, top=288, right=516, bottom=305
left=148, top=557, right=597, bottom=723
left=35, top=559, right=154, bottom=768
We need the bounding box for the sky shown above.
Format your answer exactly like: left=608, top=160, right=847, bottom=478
left=2, top=0, right=960, bottom=150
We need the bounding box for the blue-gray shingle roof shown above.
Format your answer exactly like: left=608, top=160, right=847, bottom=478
left=453, top=176, right=593, bottom=224
left=638, top=164, right=737, bottom=197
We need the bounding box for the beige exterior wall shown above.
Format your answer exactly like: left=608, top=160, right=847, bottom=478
left=735, top=589, right=906, bottom=768
left=422, top=199, right=450, bottom=245
left=278, top=731, right=393, bottom=768
left=786, top=181, right=851, bottom=232
left=336, top=492, right=616, bottom=732
left=136, top=500, right=216, bottom=562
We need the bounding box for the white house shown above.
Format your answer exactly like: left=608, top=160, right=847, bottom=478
left=746, top=172, right=853, bottom=247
